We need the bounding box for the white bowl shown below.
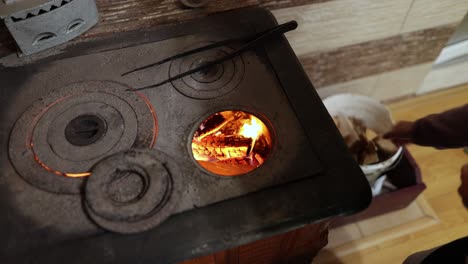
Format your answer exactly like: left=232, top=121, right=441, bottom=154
left=323, top=93, right=403, bottom=184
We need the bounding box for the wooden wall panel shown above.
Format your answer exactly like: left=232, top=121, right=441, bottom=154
left=272, top=0, right=468, bottom=100
left=316, top=75, right=378, bottom=99
left=1, top=0, right=467, bottom=100
left=179, top=255, right=216, bottom=264
left=237, top=233, right=285, bottom=264
left=93, top=0, right=256, bottom=35
left=285, top=223, right=329, bottom=261
left=259, top=0, right=333, bottom=10
left=273, top=0, right=412, bottom=56
left=214, top=248, right=240, bottom=264
left=299, top=24, right=456, bottom=88
left=180, top=222, right=329, bottom=264
left=371, top=63, right=433, bottom=101
left=401, top=0, right=468, bottom=33
left=0, top=0, right=330, bottom=56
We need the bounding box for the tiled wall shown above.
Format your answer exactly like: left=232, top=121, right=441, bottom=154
left=274, top=0, right=413, bottom=55
left=418, top=12, right=468, bottom=94
left=273, top=0, right=468, bottom=101
left=418, top=60, right=468, bottom=94
left=0, top=0, right=466, bottom=100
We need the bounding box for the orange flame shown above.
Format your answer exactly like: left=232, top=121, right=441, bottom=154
left=239, top=116, right=263, bottom=140
left=191, top=111, right=273, bottom=176
left=31, top=143, right=91, bottom=178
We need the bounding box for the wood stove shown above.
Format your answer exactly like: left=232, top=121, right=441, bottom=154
left=0, top=7, right=371, bottom=263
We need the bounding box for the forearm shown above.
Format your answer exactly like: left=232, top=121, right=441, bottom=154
left=412, top=104, right=468, bottom=148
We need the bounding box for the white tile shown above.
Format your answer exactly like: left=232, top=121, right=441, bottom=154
left=317, top=75, right=378, bottom=99
left=435, top=40, right=468, bottom=65
left=372, top=63, right=433, bottom=101
left=317, top=63, right=434, bottom=101
left=418, top=59, right=468, bottom=94
left=402, top=0, right=468, bottom=33
left=273, top=0, right=412, bottom=56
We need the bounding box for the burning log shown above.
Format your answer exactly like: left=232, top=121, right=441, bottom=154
left=191, top=110, right=273, bottom=176
left=192, top=135, right=252, bottom=161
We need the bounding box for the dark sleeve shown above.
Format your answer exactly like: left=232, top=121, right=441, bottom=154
left=412, top=104, right=468, bottom=148
left=421, top=236, right=468, bottom=264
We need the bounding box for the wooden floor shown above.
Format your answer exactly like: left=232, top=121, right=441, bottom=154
left=317, top=85, right=468, bottom=264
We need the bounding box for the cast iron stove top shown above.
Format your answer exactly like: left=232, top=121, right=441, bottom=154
left=0, top=7, right=371, bottom=264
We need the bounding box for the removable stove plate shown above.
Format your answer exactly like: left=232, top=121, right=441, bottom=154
left=0, top=8, right=371, bottom=264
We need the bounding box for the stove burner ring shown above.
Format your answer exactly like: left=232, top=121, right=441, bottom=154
left=85, top=149, right=182, bottom=234
left=65, top=114, right=107, bottom=146
left=190, top=59, right=224, bottom=83
left=170, top=44, right=245, bottom=99
left=8, top=81, right=158, bottom=194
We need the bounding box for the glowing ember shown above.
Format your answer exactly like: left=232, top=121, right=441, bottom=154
left=192, top=110, right=273, bottom=176
left=31, top=143, right=91, bottom=178
left=27, top=90, right=156, bottom=179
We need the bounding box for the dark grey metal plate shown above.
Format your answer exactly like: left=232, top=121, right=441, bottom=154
left=0, top=7, right=371, bottom=264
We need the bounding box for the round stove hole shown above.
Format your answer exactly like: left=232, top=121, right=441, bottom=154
left=65, top=114, right=107, bottom=146
left=107, top=170, right=146, bottom=203
left=191, top=110, right=274, bottom=177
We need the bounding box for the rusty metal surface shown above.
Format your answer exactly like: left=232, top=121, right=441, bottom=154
left=0, top=8, right=370, bottom=263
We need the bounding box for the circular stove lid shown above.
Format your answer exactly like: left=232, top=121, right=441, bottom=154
left=169, top=43, right=245, bottom=99
left=84, top=149, right=183, bottom=234
left=8, top=81, right=158, bottom=194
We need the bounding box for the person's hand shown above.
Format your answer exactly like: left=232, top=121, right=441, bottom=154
left=383, top=121, right=415, bottom=145
left=458, top=164, right=468, bottom=208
